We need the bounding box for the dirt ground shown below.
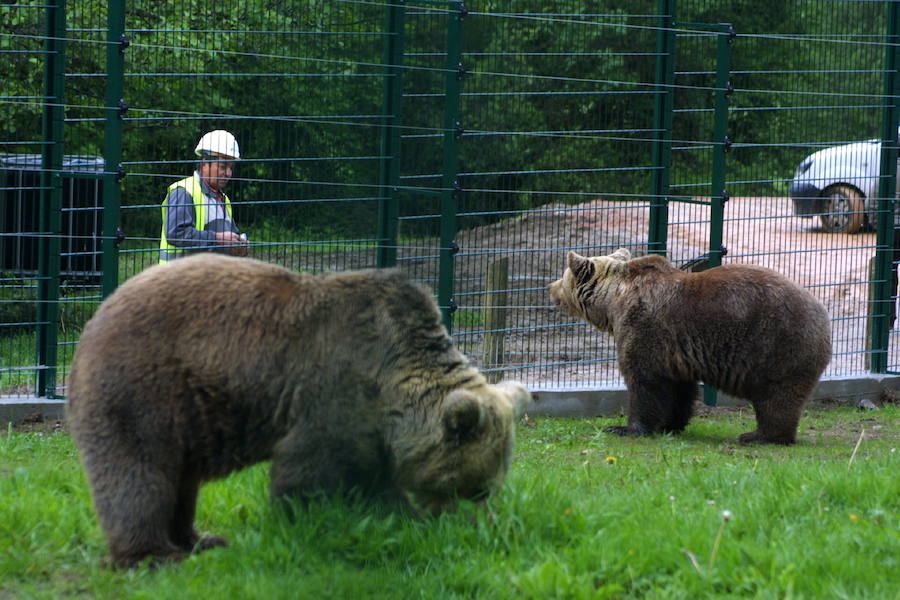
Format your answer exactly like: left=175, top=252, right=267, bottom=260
left=6, top=411, right=66, bottom=434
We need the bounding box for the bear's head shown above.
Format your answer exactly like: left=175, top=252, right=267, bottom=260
left=548, top=248, right=631, bottom=332
left=392, top=380, right=531, bottom=515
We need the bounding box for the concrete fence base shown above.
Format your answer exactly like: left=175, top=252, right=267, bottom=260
left=526, top=374, right=900, bottom=417
left=1, top=398, right=66, bottom=427
left=2, top=374, right=898, bottom=427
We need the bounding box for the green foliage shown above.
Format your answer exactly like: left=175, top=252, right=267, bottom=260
left=5, top=0, right=896, bottom=241
left=1, top=406, right=897, bottom=598
left=454, top=308, right=485, bottom=329
left=0, top=1, right=46, bottom=147
left=458, top=3, right=654, bottom=205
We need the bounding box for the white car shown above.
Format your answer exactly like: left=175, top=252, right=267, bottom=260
left=790, top=127, right=900, bottom=233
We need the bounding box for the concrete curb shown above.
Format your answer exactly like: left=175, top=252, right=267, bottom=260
left=0, top=398, right=66, bottom=427
left=2, top=374, right=898, bottom=426
left=526, top=373, right=900, bottom=417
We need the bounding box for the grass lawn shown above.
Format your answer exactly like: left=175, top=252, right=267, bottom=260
left=1, top=404, right=897, bottom=599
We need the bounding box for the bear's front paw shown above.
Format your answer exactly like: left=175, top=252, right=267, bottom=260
left=194, top=535, right=229, bottom=553
left=738, top=430, right=795, bottom=446
left=107, top=549, right=190, bottom=570
left=603, top=425, right=646, bottom=437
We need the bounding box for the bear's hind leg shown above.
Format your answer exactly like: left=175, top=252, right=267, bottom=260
left=605, top=376, right=680, bottom=437
left=740, top=385, right=807, bottom=445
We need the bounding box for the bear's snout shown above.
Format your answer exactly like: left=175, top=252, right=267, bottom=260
left=547, top=279, right=563, bottom=305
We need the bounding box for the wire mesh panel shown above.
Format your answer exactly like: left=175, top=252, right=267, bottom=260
left=446, top=3, right=664, bottom=388
left=393, top=3, right=453, bottom=291
left=0, top=157, right=40, bottom=395
left=2, top=0, right=899, bottom=400
left=1, top=1, right=64, bottom=397
left=666, top=23, right=719, bottom=268
left=675, top=0, right=895, bottom=378
left=0, top=156, right=42, bottom=396
left=3, top=1, right=399, bottom=398
left=86, top=1, right=394, bottom=396
left=118, top=0, right=390, bottom=275
left=0, top=157, right=106, bottom=397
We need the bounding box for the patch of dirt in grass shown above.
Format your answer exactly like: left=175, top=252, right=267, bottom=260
left=694, top=405, right=898, bottom=452
left=4, top=412, right=67, bottom=435
left=693, top=403, right=749, bottom=417
left=804, top=414, right=889, bottom=441
left=522, top=401, right=897, bottom=448
left=877, top=388, right=900, bottom=404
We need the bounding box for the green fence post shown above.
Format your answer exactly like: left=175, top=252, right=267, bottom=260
left=101, top=0, right=127, bottom=298
left=438, top=1, right=465, bottom=332
left=648, top=0, right=676, bottom=256
left=707, top=25, right=733, bottom=271
left=35, top=0, right=66, bottom=398
left=869, top=1, right=900, bottom=374
left=376, top=1, right=406, bottom=269
left=702, top=23, right=734, bottom=407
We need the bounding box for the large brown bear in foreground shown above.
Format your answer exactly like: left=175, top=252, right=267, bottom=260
left=67, top=254, right=530, bottom=568
left=549, top=248, right=831, bottom=445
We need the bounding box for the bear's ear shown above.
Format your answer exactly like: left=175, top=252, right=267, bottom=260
left=567, top=251, right=595, bottom=286
left=610, top=247, right=631, bottom=261
left=443, top=389, right=486, bottom=446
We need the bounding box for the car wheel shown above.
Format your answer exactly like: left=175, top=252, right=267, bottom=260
left=818, top=184, right=865, bottom=233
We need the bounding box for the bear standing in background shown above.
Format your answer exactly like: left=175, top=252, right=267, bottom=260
left=549, top=248, right=831, bottom=445
left=67, top=254, right=530, bottom=568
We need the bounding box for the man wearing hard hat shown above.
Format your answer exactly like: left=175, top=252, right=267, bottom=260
left=159, top=130, right=249, bottom=263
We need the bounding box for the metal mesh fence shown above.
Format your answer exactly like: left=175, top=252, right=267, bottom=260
left=2, top=0, right=898, bottom=399
left=447, top=6, right=664, bottom=387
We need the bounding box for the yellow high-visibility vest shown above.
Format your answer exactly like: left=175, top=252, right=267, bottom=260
left=159, top=174, right=233, bottom=264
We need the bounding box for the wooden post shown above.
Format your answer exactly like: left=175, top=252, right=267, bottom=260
left=482, top=257, right=509, bottom=382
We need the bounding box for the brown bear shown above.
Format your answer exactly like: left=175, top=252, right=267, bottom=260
left=548, top=248, right=831, bottom=445
left=66, top=254, right=530, bottom=568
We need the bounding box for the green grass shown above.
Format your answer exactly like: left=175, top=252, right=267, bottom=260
left=1, top=405, right=898, bottom=599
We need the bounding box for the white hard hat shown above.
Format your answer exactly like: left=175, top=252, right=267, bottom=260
left=195, top=130, right=240, bottom=159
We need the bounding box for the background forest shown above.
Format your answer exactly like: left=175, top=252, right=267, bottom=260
left=2, top=0, right=892, bottom=240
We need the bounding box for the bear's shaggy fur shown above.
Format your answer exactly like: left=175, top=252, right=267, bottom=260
left=549, top=248, right=831, bottom=445
left=67, top=254, right=530, bottom=568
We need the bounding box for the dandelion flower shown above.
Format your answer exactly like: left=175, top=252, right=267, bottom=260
left=605, top=456, right=617, bottom=464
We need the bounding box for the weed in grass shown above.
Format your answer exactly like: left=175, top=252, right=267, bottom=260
left=707, top=509, right=732, bottom=571
left=848, top=427, right=865, bottom=469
